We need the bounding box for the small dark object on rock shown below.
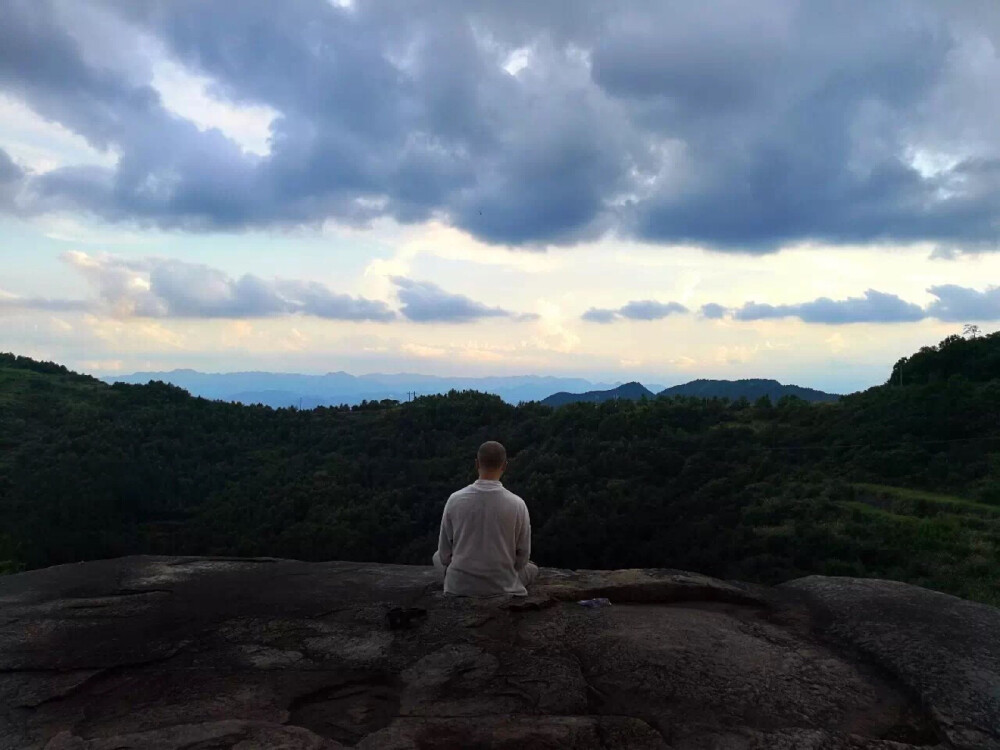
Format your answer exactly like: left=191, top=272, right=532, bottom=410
left=386, top=606, right=428, bottom=630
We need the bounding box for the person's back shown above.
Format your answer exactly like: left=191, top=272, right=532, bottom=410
left=433, top=441, right=538, bottom=596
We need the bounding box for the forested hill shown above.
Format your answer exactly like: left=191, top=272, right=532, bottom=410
left=891, top=332, right=1000, bottom=385
left=102, top=369, right=619, bottom=407
left=1, top=333, right=999, bottom=606
left=541, top=382, right=655, bottom=406
left=657, top=378, right=839, bottom=402
left=540, top=379, right=836, bottom=407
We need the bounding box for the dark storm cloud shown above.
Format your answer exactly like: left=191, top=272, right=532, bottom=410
left=581, top=308, right=619, bottom=324
left=929, top=246, right=962, bottom=261
left=733, top=290, right=926, bottom=324
left=0, top=148, right=22, bottom=183
left=0, top=147, right=24, bottom=209
left=391, top=277, right=528, bottom=323
left=15, top=252, right=533, bottom=324
left=926, top=285, right=1000, bottom=321
left=699, top=303, right=728, bottom=319
left=145, top=263, right=396, bottom=321
left=619, top=300, right=688, bottom=320
left=581, top=299, right=687, bottom=322
left=3, top=0, right=1000, bottom=249
left=60, top=252, right=395, bottom=321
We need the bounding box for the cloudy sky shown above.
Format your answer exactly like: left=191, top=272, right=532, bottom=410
left=2, top=0, right=1000, bottom=392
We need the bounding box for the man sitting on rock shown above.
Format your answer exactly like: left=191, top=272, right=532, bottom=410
left=433, top=441, right=538, bottom=596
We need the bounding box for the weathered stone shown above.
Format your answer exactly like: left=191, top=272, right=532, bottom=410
left=42, top=721, right=344, bottom=749
left=784, top=576, right=1000, bottom=750
left=668, top=728, right=934, bottom=750
left=0, top=556, right=992, bottom=749
left=355, top=716, right=668, bottom=749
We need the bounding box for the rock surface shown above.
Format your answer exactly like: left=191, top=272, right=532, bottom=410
left=784, top=576, right=1000, bottom=750
left=0, top=557, right=995, bottom=750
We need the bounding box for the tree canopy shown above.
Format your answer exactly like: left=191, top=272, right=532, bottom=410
left=1, top=334, right=998, bottom=605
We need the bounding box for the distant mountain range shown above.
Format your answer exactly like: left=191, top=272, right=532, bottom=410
left=101, top=369, right=639, bottom=407
left=542, top=378, right=840, bottom=406
left=541, top=382, right=656, bottom=406
left=102, top=370, right=839, bottom=408
left=658, top=378, right=840, bottom=402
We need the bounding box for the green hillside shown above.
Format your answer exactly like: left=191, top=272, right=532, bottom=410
left=1, top=334, right=999, bottom=604
left=658, top=378, right=839, bottom=402
left=540, top=381, right=655, bottom=406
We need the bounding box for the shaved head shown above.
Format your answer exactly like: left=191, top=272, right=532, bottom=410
left=476, top=441, right=507, bottom=472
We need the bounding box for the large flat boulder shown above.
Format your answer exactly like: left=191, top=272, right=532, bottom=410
left=0, top=556, right=991, bottom=749
left=784, top=576, right=1000, bottom=750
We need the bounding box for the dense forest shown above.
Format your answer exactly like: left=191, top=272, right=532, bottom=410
left=1, top=332, right=999, bottom=605
left=541, top=379, right=839, bottom=407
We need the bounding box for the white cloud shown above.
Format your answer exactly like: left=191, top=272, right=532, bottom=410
left=531, top=300, right=580, bottom=354
left=80, top=358, right=124, bottom=372
left=281, top=327, right=309, bottom=351
left=503, top=47, right=532, bottom=76
left=60, top=251, right=395, bottom=321
left=83, top=314, right=185, bottom=349
left=392, top=276, right=531, bottom=323
left=401, top=342, right=448, bottom=358
left=826, top=332, right=848, bottom=353
left=151, top=58, right=278, bottom=157
left=36, top=215, right=158, bottom=245
left=48, top=316, right=73, bottom=333
left=360, top=222, right=563, bottom=300
left=0, top=94, right=118, bottom=172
